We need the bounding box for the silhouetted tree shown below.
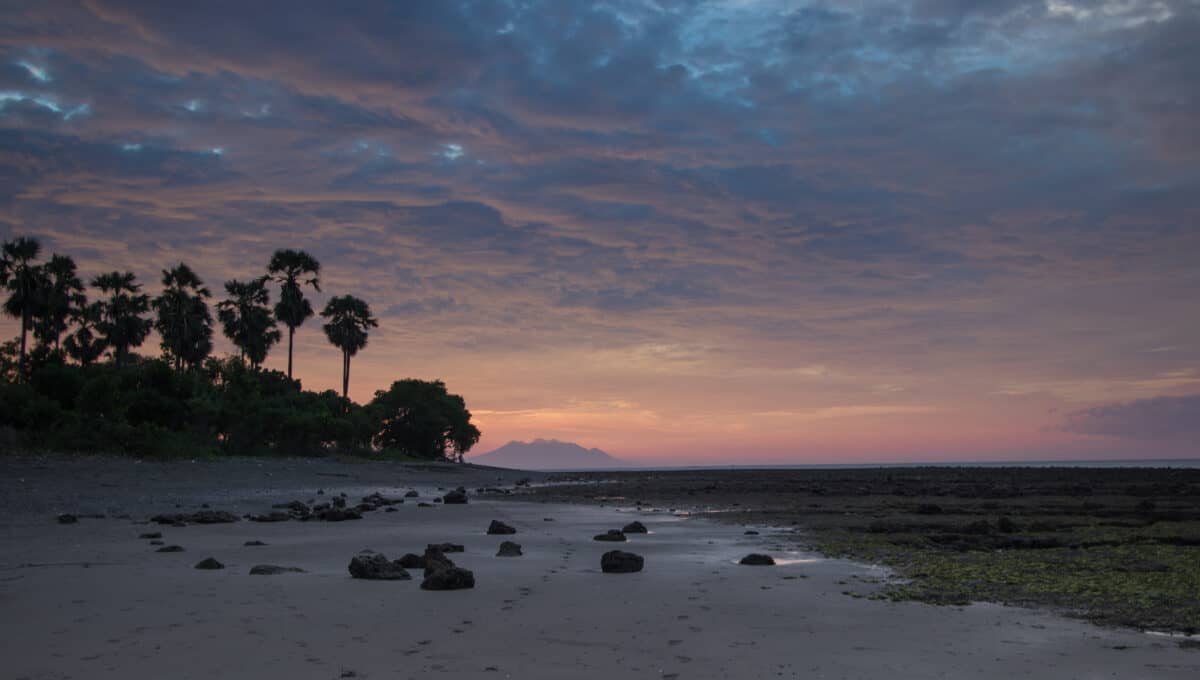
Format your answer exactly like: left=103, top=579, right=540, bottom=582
left=217, top=277, right=280, bottom=369
left=93, top=271, right=152, bottom=367
left=153, top=263, right=213, bottom=371
left=1, top=236, right=44, bottom=381
left=369, top=379, right=481, bottom=460
left=33, top=254, right=84, bottom=352
left=267, top=249, right=321, bottom=381
left=63, top=300, right=106, bottom=366
left=320, top=295, right=377, bottom=399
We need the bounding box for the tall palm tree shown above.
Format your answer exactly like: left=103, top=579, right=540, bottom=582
left=92, top=271, right=152, bottom=367
left=33, top=254, right=84, bottom=353
left=63, top=300, right=107, bottom=367
left=320, top=295, right=377, bottom=399
left=267, top=249, right=321, bottom=381
left=1, top=236, right=44, bottom=381
left=217, top=277, right=280, bottom=369
left=153, top=263, right=213, bottom=371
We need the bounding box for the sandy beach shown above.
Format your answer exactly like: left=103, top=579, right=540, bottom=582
left=2, top=456, right=1198, bottom=679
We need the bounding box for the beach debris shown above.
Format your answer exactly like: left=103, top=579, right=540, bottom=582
left=622, top=521, right=648, bottom=534
left=157, top=545, right=185, bottom=553
left=593, top=530, right=627, bottom=542
left=244, top=540, right=267, bottom=546
left=194, top=557, right=224, bottom=570
left=420, top=566, right=475, bottom=590
left=601, top=550, right=644, bottom=573
left=739, top=554, right=775, bottom=566
left=496, top=541, right=523, bottom=557
left=139, top=531, right=162, bottom=539
left=56, top=513, right=78, bottom=524
left=249, top=564, right=305, bottom=575
left=487, top=520, right=517, bottom=535
left=348, top=553, right=412, bottom=580
left=151, top=510, right=238, bottom=525
left=442, top=487, right=468, bottom=504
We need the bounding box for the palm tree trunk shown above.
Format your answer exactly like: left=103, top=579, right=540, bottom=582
left=287, top=326, right=294, bottom=380
left=18, top=309, right=28, bottom=382
left=342, top=351, right=350, bottom=399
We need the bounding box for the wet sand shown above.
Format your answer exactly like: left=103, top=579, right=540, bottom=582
left=2, top=457, right=1198, bottom=679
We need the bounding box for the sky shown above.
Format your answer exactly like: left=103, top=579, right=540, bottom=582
left=1, top=0, right=1197, bottom=465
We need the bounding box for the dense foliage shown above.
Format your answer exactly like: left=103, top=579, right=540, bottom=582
left=0, top=235, right=480, bottom=461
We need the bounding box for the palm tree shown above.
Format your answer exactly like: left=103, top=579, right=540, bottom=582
left=153, top=263, right=213, bottom=371
left=217, top=277, right=280, bottom=369
left=267, top=249, right=321, bottom=381
left=320, top=295, right=377, bottom=399
left=33, top=254, right=84, bottom=353
left=63, top=300, right=107, bottom=367
left=1, top=236, right=44, bottom=381
left=92, top=271, right=152, bottom=367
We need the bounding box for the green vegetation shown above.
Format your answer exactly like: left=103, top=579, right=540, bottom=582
left=0, top=235, right=480, bottom=462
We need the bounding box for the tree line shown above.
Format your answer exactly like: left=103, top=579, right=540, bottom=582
left=0, top=235, right=480, bottom=461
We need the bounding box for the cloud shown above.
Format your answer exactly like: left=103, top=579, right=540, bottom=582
left=1063, top=394, right=1200, bottom=439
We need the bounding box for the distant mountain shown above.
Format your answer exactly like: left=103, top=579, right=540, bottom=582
left=469, top=439, right=624, bottom=470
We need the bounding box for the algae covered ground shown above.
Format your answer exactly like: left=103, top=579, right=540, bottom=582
left=520, top=466, right=1200, bottom=635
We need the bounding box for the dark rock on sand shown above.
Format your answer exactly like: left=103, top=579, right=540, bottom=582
left=194, top=557, right=224, bottom=570
left=433, top=498, right=443, bottom=504
left=348, top=553, right=412, bottom=580
left=593, top=530, right=627, bottom=542
left=404, top=490, right=420, bottom=498
left=315, top=508, right=362, bottom=522
left=422, top=548, right=457, bottom=576
left=271, top=500, right=311, bottom=519
left=417, top=502, right=433, bottom=508
left=496, top=541, right=523, bottom=557
left=244, top=540, right=267, bottom=546
left=250, top=512, right=291, bottom=523
left=139, top=532, right=162, bottom=539
left=427, top=543, right=465, bottom=554
left=384, top=507, right=398, bottom=513
left=601, top=550, right=644, bottom=573
left=57, top=513, right=78, bottom=524
left=622, top=521, right=648, bottom=534
left=250, top=564, right=305, bottom=575
left=151, top=510, right=238, bottom=525
left=150, top=540, right=165, bottom=546
left=420, top=566, right=475, bottom=590
left=744, top=530, right=759, bottom=535
left=157, top=545, right=185, bottom=553
left=332, top=496, right=346, bottom=509
left=397, top=553, right=426, bottom=569
left=487, top=520, right=517, bottom=535
left=739, top=554, right=775, bottom=566
left=442, top=489, right=468, bottom=504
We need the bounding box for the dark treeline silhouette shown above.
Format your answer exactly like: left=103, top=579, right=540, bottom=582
left=0, top=236, right=480, bottom=460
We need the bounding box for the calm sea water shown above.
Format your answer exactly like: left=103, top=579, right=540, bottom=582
left=552, top=459, right=1200, bottom=472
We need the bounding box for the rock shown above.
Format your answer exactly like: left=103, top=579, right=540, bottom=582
left=157, top=545, right=185, bottom=553
left=151, top=510, right=238, bottom=525
left=515, top=477, right=532, bottom=487
left=442, top=489, right=468, bottom=505
left=744, top=530, right=759, bottom=535
left=271, top=500, right=311, bottom=519
left=56, top=513, right=78, bottom=524
left=404, top=490, right=420, bottom=498
left=332, top=496, right=347, bottom=509
left=593, top=530, right=627, bottom=542
left=317, top=489, right=325, bottom=495
left=244, top=540, right=267, bottom=546
left=384, top=507, right=398, bottom=513
left=315, top=508, right=362, bottom=522
left=496, top=541, right=523, bottom=557
left=601, top=550, right=644, bottom=573
left=249, top=564, right=305, bottom=575
left=433, top=498, right=443, bottom=504
left=250, top=512, right=291, bottom=523
left=739, top=554, right=775, bottom=566
left=543, top=517, right=555, bottom=522
left=149, top=540, right=165, bottom=546
left=362, top=492, right=401, bottom=507
left=621, top=521, right=648, bottom=534
left=420, top=567, right=475, bottom=590
left=194, top=557, right=224, bottom=570
left=397, top=553, right=425, bottom=569
left=348, top=553, right=412, bottom=580
left=139, top=532, right=162, bottom=539
left=487, top=520, right=517, bottom=535
left=417, top=502, right=433, bottom=508
left=427, top=543, right=465, bottom=554
left=422, top=548, right=457, bottom=576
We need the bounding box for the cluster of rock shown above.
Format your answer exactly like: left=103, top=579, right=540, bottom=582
left=345, top=543, right=476, bottom=590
